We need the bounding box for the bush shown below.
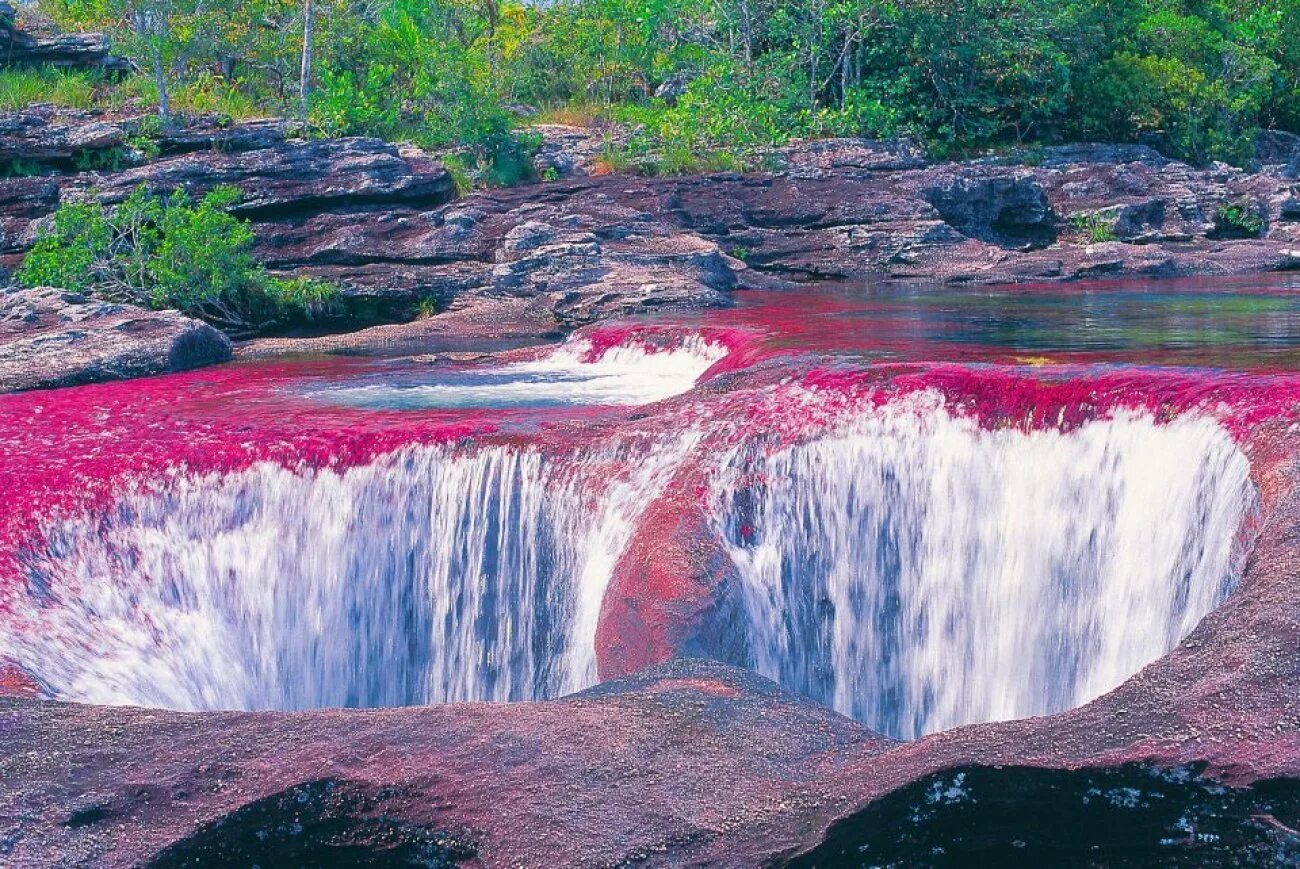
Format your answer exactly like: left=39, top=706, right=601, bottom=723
left=1071, top=212, right=1119, bottom=243
left=16, top=185, right=337, bottom=334
left=1213, top=200, right=1267, bottom=238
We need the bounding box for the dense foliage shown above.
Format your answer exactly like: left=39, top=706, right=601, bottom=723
left=19, top=0, right=1300, bottom=168
left=17, top=185, right=337, bottom=333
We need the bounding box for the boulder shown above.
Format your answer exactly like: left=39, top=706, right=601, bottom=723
left=1256, top=129, right=1300, bottom=167
left=530, top=123, right=624, bottom=178
left=488, top=207, right=738, bottom=324
left=0, top=286, right=231, bottom=392
left=150, top=117, right=289, bottom=157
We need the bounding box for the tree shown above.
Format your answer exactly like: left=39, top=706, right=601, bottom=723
left=299, top=0, right=314, bottom=120
left=133, top=0, right=171, bottom=124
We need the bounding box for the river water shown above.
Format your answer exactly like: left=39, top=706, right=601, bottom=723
left=2, top=277, right=1298, bottom=738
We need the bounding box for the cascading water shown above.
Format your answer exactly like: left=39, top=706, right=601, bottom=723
left=714, top=397, right=1256, bottom=740
left=307, top=336, right=729, bottom=410
left=2, top=437, right=696, bottom=711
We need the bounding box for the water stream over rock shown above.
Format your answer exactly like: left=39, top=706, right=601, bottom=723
left=714, top=403, right=1254, bottom=738
left=2, top=281, right=1295, bottom=737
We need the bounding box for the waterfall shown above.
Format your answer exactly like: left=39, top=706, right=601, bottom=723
left=714, top=399, right=1255, bottom=739
left=3, top=438, right=694, bottom=711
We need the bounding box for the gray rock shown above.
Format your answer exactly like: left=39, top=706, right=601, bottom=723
left=0, top=286, right=231, bottom=392
left=923, top=174, right=1058, bottom=249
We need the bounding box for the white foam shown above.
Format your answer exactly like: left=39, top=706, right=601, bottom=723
left=311, top=336, right=727, bottom=410
left=713, top=401, right=1255, bottom=739
left=1, top=436, right=698, bottom=711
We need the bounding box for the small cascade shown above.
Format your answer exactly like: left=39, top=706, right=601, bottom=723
left=714, top=399, right=1255, bottom=739
left=3, top=438, right=695, bottom=711
left=308, top=335, right=729, bottom=410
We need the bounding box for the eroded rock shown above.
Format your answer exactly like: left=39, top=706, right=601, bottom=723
left=0, top=286, right=231, bottom=392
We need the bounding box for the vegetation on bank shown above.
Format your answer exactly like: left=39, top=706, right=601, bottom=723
left=16, top=185, right=338, bottom=334
left=9, top=0, right=1300, bottom=176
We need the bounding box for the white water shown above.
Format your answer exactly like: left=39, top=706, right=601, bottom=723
left=2, top=439, right=695, bottom=711
left=308, top=337, right=727, bottom=410
left=714, top=400, right=1255, bottom=739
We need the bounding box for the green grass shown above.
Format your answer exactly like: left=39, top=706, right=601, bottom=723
left=0, top=68, right=97, bottom=111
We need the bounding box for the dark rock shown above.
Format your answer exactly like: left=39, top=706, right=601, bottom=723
left=0, top=107, right=129, bottom=172
left=1256, top=129, right=1300, bottom=167
left=923, top=174, right=1058, bottom=248
left=99, top=137, right=456, bottom=217
left=795, top=765, right=1300, bottom=866
left=0, top=26, right=128, bottom=72
left=1041, top=143, right=1169, bottom=167
left=0, top=286, right=231, bottom=392
left=653, top=74, right=691, bottom=107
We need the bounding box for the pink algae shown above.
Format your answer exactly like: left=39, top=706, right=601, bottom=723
left=5, top=302, right=1300, bottom=597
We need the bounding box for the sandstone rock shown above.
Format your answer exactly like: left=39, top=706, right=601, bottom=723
left=487, top=208, right=737, bottom=324
left=1041, top=143, right=1169, bottom=167
left=0, top=107, right=128, bottom=171
left=0, top=286, right=231, bottom=392
left=922, top=173, right=1058, bottom=249
left=777, top=137, right=928, bottom=174
left=530, top=123, right=623, bottom=178
left=150, top=117, right=289, bottom=157
left=100, top=137, right=456, bottom=217
left=0, top=26, right=128, bottom=72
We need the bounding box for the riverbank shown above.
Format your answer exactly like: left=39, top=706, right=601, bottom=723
left=5, top=110, right=1300, bottom=389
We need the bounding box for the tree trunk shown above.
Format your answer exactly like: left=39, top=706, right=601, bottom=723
left=136, top=1, right=171, bottom=125
left=153, top=3, right=170, bottom=125
left=299, top=0, right=315, bottom=121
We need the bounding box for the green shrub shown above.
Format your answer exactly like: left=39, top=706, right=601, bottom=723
left=16, top=185, right=337, bottom=334
left=1071, top=212, right=1119, bottom=244
left=0, top=158, right=45, bottom=178
left=1213, top=200, right=1267, bottom=238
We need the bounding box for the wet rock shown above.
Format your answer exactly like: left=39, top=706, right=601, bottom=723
left=0, top=286, right=231, bottom=392
left=0, top=660, right=40, bottom=698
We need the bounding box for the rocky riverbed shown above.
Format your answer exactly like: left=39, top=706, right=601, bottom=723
left=5, top=109, right=1300, bottom=389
